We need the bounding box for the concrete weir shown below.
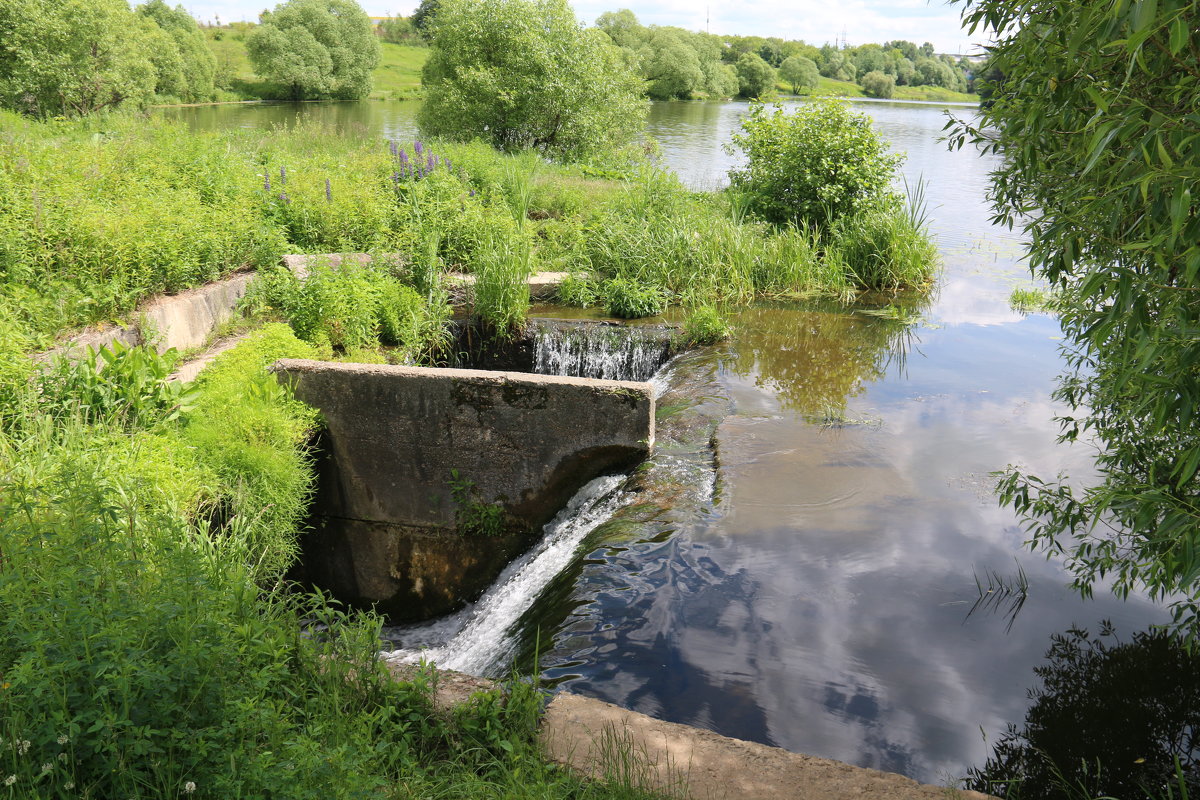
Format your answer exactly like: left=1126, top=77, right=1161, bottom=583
left=272, top=359, right=654, bottom=621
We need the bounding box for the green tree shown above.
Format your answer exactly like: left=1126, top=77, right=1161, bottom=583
left=0, top=0, right=156, bottom=116
left=644, top=30, right=704, bottom=99
left=950, top=0, right=1200, bottom=632
left=246, top=0, right=380, bottom=100
left=411, top=0, right=440, bottom=39
left=727, top=101, right=902, bottom=228
left=379, top=15, right=418, bottom=44
left=595, top=8, right=644, bottom=49
left=734, top=51, right=775, bottom=98
left=779, top=55, right=819, bottom=94
left=850, top=43, right=886, bottom=76
left=419, top=0, right=647, bottom=160
left=819, top=49, right=856, bottom=82
left=859, top=69, right=894, bottom=98
left=137, top=0, right=217, bottom=102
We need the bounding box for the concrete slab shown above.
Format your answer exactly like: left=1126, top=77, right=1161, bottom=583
left=542, top=692, right=996, bottom=800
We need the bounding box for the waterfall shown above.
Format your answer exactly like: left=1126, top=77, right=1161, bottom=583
left=532, top=323, right=676, bottom=383
left=382, top=474, right=627, bottom=676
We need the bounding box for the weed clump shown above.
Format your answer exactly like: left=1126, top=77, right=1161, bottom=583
left=603, top=278, right=668, bottom=320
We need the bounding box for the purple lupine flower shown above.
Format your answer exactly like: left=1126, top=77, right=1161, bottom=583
left=389, top=140, right=399, bottom=158
left=264, top=171, right=271, bottom=192
left=279, top=191, right=290, bottom=204
left=427, top=154, right=436, bottom=171
left=280, top=165, right=287, bottom=185
left=392, top=171, right=400, bottom=190
left=399, top=149, right=408, bottom=165
left=444, top=158, right=452, bottom=171
left=468, top=189, right=476, bottom=198
left=325, top=178, right=332, bottom=202
left=414, top=140, right=423, bottom=156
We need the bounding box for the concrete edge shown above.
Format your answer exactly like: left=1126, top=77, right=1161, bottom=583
left=41, top=256, right=570, bottom=373
left=379, top=664, right=996, bottom=800
left=269, top=357, right=655, bottom=395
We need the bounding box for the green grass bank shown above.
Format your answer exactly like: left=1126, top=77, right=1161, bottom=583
left=0, top=110, right=936, bottom=797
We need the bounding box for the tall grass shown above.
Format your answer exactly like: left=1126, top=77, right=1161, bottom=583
left=0, top=328, right=674, bottom=799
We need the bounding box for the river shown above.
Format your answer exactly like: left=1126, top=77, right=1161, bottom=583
left=167, top=98, right=1171, bottom=786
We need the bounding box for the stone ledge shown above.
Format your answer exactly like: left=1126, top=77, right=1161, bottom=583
left=379, top=664, right=995, bottom=800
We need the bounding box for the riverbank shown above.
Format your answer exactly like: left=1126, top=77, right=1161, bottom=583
left=0, top=109, right=936, bottom=797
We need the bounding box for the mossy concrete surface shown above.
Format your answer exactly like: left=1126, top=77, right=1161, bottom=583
left=272, top=359, right=654, bottom=620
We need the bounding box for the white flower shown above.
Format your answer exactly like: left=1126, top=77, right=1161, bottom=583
left=57, top=735, right=69, bottom=745
left=184, top=781, right=196, bottom=794
left=40, top=763, right=51, bottom=774
left=3, top=775, right=15, bottom=786
left=17, top=740, right=30, bottom=755
left=64, top=782, right=74, bottom=790
left=58, top=753, right=67, bottom=762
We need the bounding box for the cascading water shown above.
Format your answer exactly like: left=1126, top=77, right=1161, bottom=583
left=533, top=323, right=676, bottom=383
left=382, top=475, right=628, bottom=677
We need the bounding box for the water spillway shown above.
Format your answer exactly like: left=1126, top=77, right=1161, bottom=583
left=450, top=318, right=680, bottom=384
left=532, top=321, right=678, bottom=383
left=382, top=475, right=627, bottom=676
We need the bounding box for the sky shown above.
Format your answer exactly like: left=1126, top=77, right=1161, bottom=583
left=182, top=1, right=984, bottom=55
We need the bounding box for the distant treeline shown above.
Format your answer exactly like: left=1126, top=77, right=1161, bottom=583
left=590, top=9, right=979, bottom=100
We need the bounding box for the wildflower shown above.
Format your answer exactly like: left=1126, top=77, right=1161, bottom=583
left=184, top=780, right=197, bottom=794
left=389, top=140, right=399, bottom=158
left=469, top=189, right=476, bottom=198
left=391, top=172, right=400, bottom=189
left=263, top=171, right=271, bottom=192
left=279, top=191, right=290, bottom=204
left=325, top=179, right=332, bottom=202
left=40, top=763, right=51, bottom=774
left=3, top=775, right=15, bottom=786
left=427, top=154, right=436, bottom=171
left=58, top=753, right=67, bottom=762
left=399, top=149, right=408, bottom=165
left=280, top=165, right=287, bottom=185
left=57, top=735, right=69, bottom=745
left=17, top=740, right=30, bottom=755
left=64, top=782, right=74, bottom=790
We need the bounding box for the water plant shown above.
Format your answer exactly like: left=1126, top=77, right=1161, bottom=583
left=1008, top=287, right=1057, bottom=313
left=602, top=277, right=668, bottom=320
left=682, top=305, right=732, bottom=345
left=448, top=468, right=507, bottom=537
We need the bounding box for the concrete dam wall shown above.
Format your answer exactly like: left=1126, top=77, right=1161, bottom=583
left=272, top=359, right=655, bottom=621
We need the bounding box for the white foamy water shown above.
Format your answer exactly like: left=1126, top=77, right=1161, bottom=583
left=533, top=325, right=675, bottom=383
left=382, top=474, right=627, bottom=676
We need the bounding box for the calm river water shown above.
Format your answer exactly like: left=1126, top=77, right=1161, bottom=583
left=169, top=99, right=1170, bottom=785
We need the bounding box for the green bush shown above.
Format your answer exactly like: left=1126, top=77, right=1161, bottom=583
left=683, top=305, right=732, bottom=345
left=419, top=0, right=647, bottom=161
left=36, top=342, right=196, bottom=430
left=860, top=70, right=895, bottom=99
left=252, top=262, right=452, bottom=359
left=602, top=277, right=668, bottom=319
left=727, top=100, right=904, bottom=229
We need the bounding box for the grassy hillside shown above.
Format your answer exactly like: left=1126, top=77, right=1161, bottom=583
left=373, top=42, right=428, bottom=98
left=203, top=28, right=428, bottom=101
left=779, top=75, right=978, bottom=104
